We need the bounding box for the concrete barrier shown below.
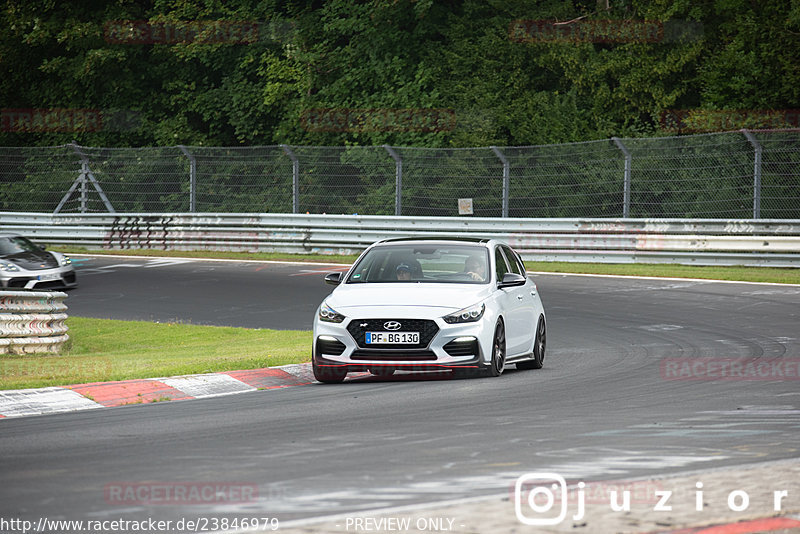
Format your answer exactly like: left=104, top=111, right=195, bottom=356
left=0, top=291, right=69, bottom=354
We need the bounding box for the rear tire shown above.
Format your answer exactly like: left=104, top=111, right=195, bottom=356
left=518, top=316, right=545, bottom=370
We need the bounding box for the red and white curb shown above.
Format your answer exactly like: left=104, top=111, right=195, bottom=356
left=0, top=363, right=319, bottom=419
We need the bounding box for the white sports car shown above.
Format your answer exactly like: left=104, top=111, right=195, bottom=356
left=312, top=237, right=546, bottom=383
left=0, top=233, right=77, bottom=290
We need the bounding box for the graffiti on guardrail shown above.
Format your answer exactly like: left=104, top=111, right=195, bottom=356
left=724, top=221, right=756, bottom=234
left=105, top=216, right=172, bottom=249
left=577, top=222, right=629, bottom=233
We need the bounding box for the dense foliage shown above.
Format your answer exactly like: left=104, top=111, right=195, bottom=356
left=2, top=0, right=798, bottom=148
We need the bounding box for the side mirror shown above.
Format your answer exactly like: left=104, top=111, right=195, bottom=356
left=324, top=272, right=343, bottom=286
left=498, top=272, right=526, bottom=288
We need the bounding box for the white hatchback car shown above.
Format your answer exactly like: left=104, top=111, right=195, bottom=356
left=312, top=237, right=546, bottom=383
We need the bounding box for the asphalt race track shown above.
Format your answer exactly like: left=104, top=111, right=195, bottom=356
left=1, top=255, right=799, bottom=529
left=61, top=256, right=342, bottom=329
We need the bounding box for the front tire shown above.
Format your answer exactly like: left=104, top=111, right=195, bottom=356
left=487, top=320, right=506, bottom=377
left=313, top=361, right=347, bottom=383
left=518, top=316, right=545, bottom=370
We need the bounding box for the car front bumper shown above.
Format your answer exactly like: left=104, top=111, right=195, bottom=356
left=0, top=266, right=78, bottom=290
left=312, top=314, right=494, bottom=373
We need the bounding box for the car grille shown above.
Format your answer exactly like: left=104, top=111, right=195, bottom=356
left=35, top=281, right=65, bottom=289
left=351, top=350, right=437, bottom=361
left=347, top=319, right=439, bottom=349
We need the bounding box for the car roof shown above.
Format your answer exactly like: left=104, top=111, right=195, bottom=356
left=376, top=236, right=493, bottom=246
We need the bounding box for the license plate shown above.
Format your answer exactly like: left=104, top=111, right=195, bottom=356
left=365, top=332, right=419, bottom=344
left=37, top=273, right=60, bottom=281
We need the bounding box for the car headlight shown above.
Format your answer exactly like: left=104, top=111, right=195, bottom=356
left=443, top=303, right=485, bottom=324
left=318, top=301, right=346, bottom=323
left=0, top=261, right=20, bottom=272
left=59, top=255, right=72, bottom=267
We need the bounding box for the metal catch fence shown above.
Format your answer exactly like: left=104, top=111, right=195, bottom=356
left=0, top=129, right=797, bottom=218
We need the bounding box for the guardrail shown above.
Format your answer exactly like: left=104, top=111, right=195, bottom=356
left=2, top=212, right=799, bottom=267
left=0, top=291, right=69, bottom=354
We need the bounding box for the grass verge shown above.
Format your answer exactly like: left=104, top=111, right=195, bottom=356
left=0, top=317, right=311, bottom=390
left=525, top=262, right=800, bottom=284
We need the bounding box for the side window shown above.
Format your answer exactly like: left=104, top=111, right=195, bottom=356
left=495, top=248, right=510, bottom=281
left=503, top=246, right=526, bottom=276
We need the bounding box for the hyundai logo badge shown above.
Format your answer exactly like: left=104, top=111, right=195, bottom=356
left=383, top=321, right=402, bottom=331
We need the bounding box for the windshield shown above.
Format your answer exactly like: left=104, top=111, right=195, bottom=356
left=0, top=236, right=40, bottom=256
left=346, top=244, right=490, bottom=284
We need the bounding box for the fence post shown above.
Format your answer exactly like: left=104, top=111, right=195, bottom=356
left=55, top=144, right=115, bottom=214
left=741, top=129, right=762, bottom=219
left=611, top=137, right=632, bottom=218
left=280, top=144, right=300, bottom=214
left=490, top=146, right=510, bottom=218
left=79, top=161, right=88, bottom=212
left=383, top=145, right=402, bottom=216
left=54, top=166, right=83, bottom=214
left=177, top=146, right=196, bottom=212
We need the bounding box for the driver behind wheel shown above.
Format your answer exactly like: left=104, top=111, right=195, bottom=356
left=464, top=256, right=486, bottom=281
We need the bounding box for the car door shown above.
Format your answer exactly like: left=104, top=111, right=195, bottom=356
left=504, top=245, right=538, bottom=352
left=494, top=246, right=530, bottom=356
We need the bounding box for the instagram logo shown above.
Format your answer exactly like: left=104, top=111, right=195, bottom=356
left=514, top=472, right=571, bottom=526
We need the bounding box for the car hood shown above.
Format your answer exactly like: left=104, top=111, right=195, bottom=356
left=1, top=250, right=58, bottom=270
left=327, top=283, right=491, bottom=317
